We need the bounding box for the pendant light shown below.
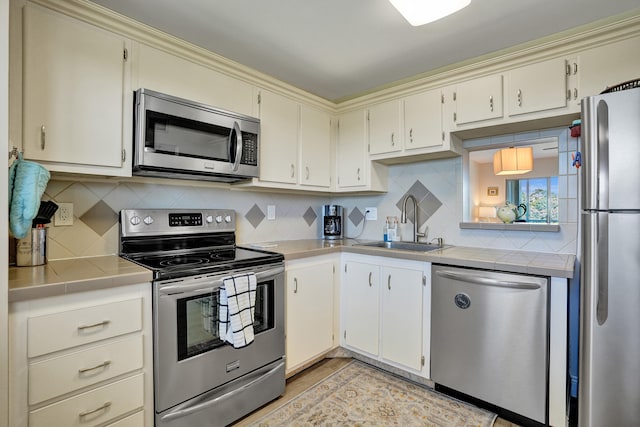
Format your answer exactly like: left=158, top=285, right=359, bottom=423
left=389, top=0, right=472, bottom=26
left=493, top=147, right=533, bottom=175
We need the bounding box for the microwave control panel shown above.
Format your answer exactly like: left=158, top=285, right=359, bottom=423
left=241, top=134, right=258, bottom=166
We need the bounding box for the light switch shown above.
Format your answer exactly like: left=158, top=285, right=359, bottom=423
left=267, top=205, right=276, bottom=220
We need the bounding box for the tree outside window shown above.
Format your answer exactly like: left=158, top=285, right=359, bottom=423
left=506, top=177, right=559, bottom=223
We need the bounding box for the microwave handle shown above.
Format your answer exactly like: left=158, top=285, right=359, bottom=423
left=230, top=121, right=242, bottom=171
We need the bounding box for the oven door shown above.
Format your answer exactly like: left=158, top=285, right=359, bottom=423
left=154, top=263, right=285, bottom=415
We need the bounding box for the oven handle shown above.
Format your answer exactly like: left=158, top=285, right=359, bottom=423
left=158, top=265, right=284, bottom=295
left=159, top=360, right=285, bottom=423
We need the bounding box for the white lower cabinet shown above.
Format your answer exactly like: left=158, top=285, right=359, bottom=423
left=285, top=256, right=338, bottom=374
left=342, top=260, right=380, bottom=356
left=342, top=255, right=430, bottom=377
left=9, top=284, right=153, bottom=427
left=380, top=265, right=425, bottom=371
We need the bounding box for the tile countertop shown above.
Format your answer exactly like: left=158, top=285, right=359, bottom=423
left=258, top=239, right=576, bottom=279
left=8, top=240, right=575, bottom=302
left=8, top=256, right=153, bottom=302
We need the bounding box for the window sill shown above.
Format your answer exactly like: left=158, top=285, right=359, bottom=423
left=459, top=222, right=561, bottom=232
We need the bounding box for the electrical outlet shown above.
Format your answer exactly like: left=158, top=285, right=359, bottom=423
left=267, top=205, right=276, bottom=220
left=54, top=203, right=74, bottom=226
left=365, top=207, right=377, bottom=220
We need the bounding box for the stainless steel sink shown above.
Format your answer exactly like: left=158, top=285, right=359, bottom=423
left=354, top=241, right=447, bottom=252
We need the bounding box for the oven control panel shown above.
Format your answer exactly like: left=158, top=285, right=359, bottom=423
left=120, top=209, right=236, bottom=237
left=169, top=213, right=202, bottom=227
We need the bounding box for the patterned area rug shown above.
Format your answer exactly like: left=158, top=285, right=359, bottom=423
left=252, top=360, right=497, bottom=426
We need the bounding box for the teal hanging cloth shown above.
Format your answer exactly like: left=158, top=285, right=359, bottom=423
left=9, top=153, right=50, bottom=239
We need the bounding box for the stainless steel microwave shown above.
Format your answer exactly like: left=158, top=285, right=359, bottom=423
left=133, top=88, right=259, bottom=182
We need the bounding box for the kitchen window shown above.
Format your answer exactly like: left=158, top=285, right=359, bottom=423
left=506, top=176, right=559, bottom=223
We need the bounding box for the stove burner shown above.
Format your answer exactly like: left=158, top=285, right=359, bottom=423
left=159, top=256, right=211, bottom=267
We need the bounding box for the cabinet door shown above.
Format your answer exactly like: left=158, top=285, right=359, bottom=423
left=368, top=100, right=401, bottom=154
left=454, top=74, right=503, bottom=125
left=22, top=5, right=125, bottom=169
left=337, top=109, right=367, bottom=188
left=286, top=262, right=334, bottom=370
left=299, top=106, right=331, bottom=188
left=507, top=57, right=568, bottom=116
left=381, top=266, right=423, bottom=371
left=404, top=89, right=443, bottom=150
left=257, top=89, right=299, bottom=184
left=343, top=262, right=379, bottom=355
left=579, top=35, right=640, bottom=98
left=135, top=44, right=254, bottom=116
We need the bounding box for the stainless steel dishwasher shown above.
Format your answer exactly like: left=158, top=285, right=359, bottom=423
left=431, top=264, right=549, bottom=425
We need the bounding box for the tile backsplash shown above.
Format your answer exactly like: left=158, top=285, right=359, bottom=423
left=333, top=127, right=579, bottom=255
left=41, top=127, right=579, bottom=260
left=43, top=180, right=327, bottom=260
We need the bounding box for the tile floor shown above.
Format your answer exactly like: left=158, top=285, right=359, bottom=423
left=232, top=357, right=521, bottom=426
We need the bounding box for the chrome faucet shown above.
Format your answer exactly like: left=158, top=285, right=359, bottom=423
left=400, top=194, right=425, bottom=243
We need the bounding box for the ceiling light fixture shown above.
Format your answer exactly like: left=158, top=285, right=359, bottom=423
left=493, top=147, right=534, bottom=175
left=389, top=0, right=472, bottom=26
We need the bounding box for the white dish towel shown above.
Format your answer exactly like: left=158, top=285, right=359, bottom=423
left=218, top=272, right=257, bottom=348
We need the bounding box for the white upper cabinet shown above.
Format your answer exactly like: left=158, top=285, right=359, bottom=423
left=578, top=35, right=640, bottom=98
left=336, top=109, right=388, bottom=192
left=256, top=89, right=299, bottom=185
left=451, top=74, right=504, bottom=125
left=299, top=105, right=331, bottom=188
left=134, top=43, right=254, bottom=116
left=403, top=89, right=444, bottom=151
left=248, top=89, right=332, bottom=190
left=336, top=109, right=367, bottom=188
left=368, top=100, right=402, bottom=155
left=506, top=57, right=569, bottom=116
left=21, top=4, right=130, bottom=175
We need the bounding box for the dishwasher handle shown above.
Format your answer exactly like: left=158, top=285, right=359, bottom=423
left=435, top=270, right=542, bottom=290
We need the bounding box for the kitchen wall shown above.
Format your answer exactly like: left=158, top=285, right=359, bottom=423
left=42, top=127, right=579, bottom=260
left=43, top=180, right=327, bottom=260
left=333, top=127, right=579, bottom=255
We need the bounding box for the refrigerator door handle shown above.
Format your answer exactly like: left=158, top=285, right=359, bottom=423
left=597, top=100, right=609, bottom=211
left=596, top=212, right=609, bottom=325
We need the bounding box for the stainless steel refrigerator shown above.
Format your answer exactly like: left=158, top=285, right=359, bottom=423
left=579, top=86, right=640, bottom=426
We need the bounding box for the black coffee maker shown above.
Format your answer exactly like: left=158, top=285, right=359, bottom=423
left=322, top=205, right=343, bottom=240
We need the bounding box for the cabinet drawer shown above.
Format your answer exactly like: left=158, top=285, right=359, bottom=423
left=107, top=410, right=144, bottom=427
left=27, top=298, right=142, bottom=357
left=29, top=335, right=143, bottom=405
left=29, top=373, right=144, bottom=427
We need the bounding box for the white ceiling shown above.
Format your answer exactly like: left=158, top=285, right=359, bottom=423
left=90, top=0, right=640, bottom=102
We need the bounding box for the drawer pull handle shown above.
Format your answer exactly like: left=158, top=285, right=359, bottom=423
left=79, top=401, right=111, bottom=419
left=78, top=360, right=111, bottom=374
left=77, top=320, right=110, bottom=331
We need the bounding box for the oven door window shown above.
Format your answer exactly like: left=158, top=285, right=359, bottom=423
left=176, top=280, right=275, bottom=361
left=146, top=110, right=231, bottom=161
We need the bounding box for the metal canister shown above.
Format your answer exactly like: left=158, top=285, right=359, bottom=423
left=16, top=228, right=47, bottom=266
